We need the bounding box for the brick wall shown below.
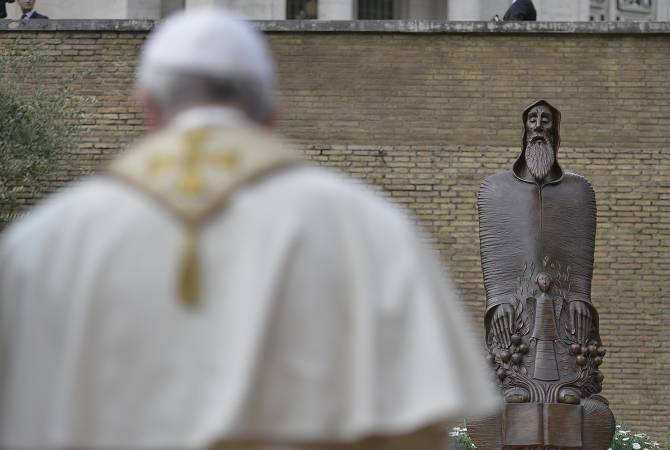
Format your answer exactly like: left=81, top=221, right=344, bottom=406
left=0, top=20, right=668, bottom=442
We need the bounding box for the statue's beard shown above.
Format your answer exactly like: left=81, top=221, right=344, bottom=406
left=525, top=136, right=555, bottom=181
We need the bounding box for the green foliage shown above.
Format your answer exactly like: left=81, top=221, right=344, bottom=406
left=610, top=425, right=662, bottom=450
left=450, top=425, right=477, bottom=450
left=450, top=424, right=663, bottom=450
left=0, top=42, right=84, bottom=226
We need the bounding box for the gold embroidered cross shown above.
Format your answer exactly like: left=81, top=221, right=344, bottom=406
left=147, top=129, right=240, bottom=196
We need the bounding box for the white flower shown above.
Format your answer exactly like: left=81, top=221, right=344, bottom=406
left=633, top=443, right=641, bottom=449
left=623, top=437, right=630, bottom=441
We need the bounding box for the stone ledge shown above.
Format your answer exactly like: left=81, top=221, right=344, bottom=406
left=259, top=20, right=670, bottom=34
left=1, top=19, right=670, bottom=34
left=0, top=19, right=155, bottom=31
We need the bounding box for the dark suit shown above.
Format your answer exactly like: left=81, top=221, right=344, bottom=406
left=502, top=0, right=537, bottom=21
left=23, top=11, right=49, bottom=19
left=0, top=0, right=15, bottom=19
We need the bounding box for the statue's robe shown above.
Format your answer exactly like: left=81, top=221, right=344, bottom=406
left=0, top=107, right=500, bottom=449
left=478, top=166, right=598, bottom=338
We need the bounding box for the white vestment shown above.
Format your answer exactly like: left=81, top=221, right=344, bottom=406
left=0, top=107, right=499, bottom=450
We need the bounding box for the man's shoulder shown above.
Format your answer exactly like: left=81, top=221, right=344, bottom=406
left=0, top=177, right=135, bottom=251
left=260, top=166, right=409, bottom=224
left=8, top=177, right=122, bottom=217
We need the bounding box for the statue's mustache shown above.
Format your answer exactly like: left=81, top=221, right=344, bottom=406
left=527, top=134, right=549, bottom=144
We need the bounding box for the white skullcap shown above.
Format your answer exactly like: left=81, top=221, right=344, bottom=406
left=137, top=7, right=276, bottom=92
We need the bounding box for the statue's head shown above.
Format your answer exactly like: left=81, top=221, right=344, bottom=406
left=514, top=100, right=563, bottom=183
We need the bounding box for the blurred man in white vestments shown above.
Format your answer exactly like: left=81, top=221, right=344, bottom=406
left=0, top=7, right=500, bottom=450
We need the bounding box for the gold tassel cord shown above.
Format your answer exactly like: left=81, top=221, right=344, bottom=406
left=179, top=228, right=201, bottom=307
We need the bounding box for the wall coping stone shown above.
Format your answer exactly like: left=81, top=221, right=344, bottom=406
left=0, top=19, right=155, bottom=31
left=1, top=19, right=670, bottom=34
left=258, top=20, right=670, bottom=34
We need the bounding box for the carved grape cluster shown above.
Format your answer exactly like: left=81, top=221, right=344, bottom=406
left=487, top=333, right=530, bottom=382
left=570, top=341, right=606, bottom=393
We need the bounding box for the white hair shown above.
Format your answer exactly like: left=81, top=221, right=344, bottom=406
left=137, top=67, right=277, bottom=126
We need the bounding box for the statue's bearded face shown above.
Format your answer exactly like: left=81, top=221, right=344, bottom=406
left=524, top=104, right=555, bottom=181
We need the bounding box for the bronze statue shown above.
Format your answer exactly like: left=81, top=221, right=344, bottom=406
left=467, top=100, right=615, bottom=450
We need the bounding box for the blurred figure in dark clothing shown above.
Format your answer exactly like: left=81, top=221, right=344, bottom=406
left=0, top=0, right=15, bottom=19
left=17, top=0, right=48, bottom=19
left=503, top=0, right=537, bottom=21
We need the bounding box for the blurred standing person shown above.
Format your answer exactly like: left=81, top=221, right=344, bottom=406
left=17, top=0, right=48, bottom=19
left=0, top=0, right=14, bottom=19
left=0, top=7, right=499, bottom=450
left=299, top=0, right=318, bottom=19
left=503, top=0, right=537, bottom=21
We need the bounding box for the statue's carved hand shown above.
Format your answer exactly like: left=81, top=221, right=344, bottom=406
left=569, top=301, right=592, bottom=344
left=492, top=303, right=515, bottom=348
